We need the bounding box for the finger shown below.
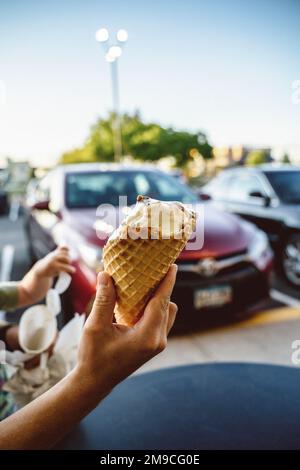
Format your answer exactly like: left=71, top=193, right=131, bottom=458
left=5, top=325, right=20, bottom=351
left=137, top=264, right=178, bottom=334
left=166, top=302, right=178, bottom=334
left=154, top=264, right=178, bottom=299
left=24, top=355, right=41, bottom=370
left=55, top=255, right=72, bottom=264
left=55, top=263, right=76, bottom=274
left=87, top=271, right=116, bottom=327
left=57, top=245, right=69, bottom=252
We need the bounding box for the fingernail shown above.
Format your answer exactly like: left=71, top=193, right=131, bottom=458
left=98, top=271, right=109, bottom=287
left=172, top=264, right=178, bottom=274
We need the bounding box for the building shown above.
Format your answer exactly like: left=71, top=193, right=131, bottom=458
left=212, top=146, right=273, bottom=169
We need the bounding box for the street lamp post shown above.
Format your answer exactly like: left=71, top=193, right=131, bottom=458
left=95, top=28, right=128, bottom=162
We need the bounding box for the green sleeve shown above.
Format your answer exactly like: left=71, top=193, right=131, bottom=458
left=0, top=282, right=19, bottom=311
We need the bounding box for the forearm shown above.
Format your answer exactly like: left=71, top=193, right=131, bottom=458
left=0, top=367, right=110, bottom=449
left=17, top=269, right=51, bottom=307
left=15, top=246, right=74, bottom=308
left=0, top=273, right=50, bottom=312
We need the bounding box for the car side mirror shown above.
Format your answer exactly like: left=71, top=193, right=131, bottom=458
left=31, top=200, right=50, bottom=211
left=249, top=191, right=271, bottom=207
left=198, top=192, right=211, bottom=201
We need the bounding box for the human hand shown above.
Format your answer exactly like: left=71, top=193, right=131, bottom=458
left=18, top=246, right=75, bottom=306
left=75, top=265, right=178, bottom=397
left=33, top=246, right=75, bottom=279
left=4, top=325, right=57, bottom=370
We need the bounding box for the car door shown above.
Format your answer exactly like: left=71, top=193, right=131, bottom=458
left=202, top=172, right=235, bottom=212
left=223, top=172, right=283, bottom=242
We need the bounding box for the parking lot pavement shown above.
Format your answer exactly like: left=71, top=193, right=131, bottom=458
left=0, top=215, right=30, bottom=281
left=1, top=215, right=300, bottom=374
left=138, top=307, right=300, bottom=374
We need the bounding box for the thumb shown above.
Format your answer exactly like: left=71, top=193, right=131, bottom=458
left=89, top=271, right=116, bottom=326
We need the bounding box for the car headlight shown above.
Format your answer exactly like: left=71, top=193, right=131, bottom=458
left=78, top=242, right=103, bottom=271
left=248, top=230, right=270, bottom=269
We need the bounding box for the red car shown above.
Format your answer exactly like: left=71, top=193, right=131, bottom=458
left=24, top=164, right=273, bottom=325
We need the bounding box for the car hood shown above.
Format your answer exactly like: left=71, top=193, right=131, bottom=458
left=64, top=204, right=253, bottom=260
left=182, top=203, right=252, bottom=260
left=280, top=203, right=300, bottom=229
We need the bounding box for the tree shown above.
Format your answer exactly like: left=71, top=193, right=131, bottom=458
left=246, top=150, right=270, bottom=166
left=281, top=153, right=291, bottom=164
left=60, top=147, right=94, bottom=164
left=59, top=112, right=213, bottom=168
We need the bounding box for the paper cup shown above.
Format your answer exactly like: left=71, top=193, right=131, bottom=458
left=19, top=305, right=57, bottom=355
left=46, top=289, right=61, bottom=316
left=55, top=272, right=72, bottom=294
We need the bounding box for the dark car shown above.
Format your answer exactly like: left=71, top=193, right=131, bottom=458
left=24, top=164, right=273, bottom=325
left=201, top=165, right=300, bottom=286
left=0, top=189, right=8, bottom=215
left=0, top=169, right=8, bottom=215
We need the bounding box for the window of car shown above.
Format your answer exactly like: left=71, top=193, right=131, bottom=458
left=227, top=173, right=267, bottom=202
left=264, top=171, right=300, bottom=203
left=65, top=170, right=198, bottom=208
left=133, top=174, right=151, bottom=195
left=205, top=172, right=234, bottom=199
left=153, top=174, right=186, bottom=199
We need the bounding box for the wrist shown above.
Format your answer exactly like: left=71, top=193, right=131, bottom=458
left=68, top=364, right=113, bottom=406
left=31, top=262, right=46, bottom=280
left=20, top=269, right=52, bottom=305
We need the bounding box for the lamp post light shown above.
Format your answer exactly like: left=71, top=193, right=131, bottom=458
left=95, top=27, right=128, bottom=162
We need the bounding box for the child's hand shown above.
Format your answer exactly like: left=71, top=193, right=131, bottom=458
left=17, top=247, right=75, bottom=307
left=4, top=325, right=57, bottom=369
left=33, top=246, right=75, bottom=278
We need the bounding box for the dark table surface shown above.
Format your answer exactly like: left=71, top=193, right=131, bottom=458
left=55, top=362, right=300, bottom=450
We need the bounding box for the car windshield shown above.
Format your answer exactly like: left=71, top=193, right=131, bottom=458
left=65, top=170, right=198, bottom=208
left=265, top=171, right=300, bottom=203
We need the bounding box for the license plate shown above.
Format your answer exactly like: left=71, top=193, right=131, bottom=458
left=194, top=285, right=233, bottom=309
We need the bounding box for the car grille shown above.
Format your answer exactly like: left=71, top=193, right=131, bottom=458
left=172, top=264, right=269, bottom=319
left=174, top=249, right=269, bottom=317
left=177, top=249, right=250, bottom=282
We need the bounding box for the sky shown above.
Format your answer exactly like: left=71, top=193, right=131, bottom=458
left=0, top=0, right=300, bottom=166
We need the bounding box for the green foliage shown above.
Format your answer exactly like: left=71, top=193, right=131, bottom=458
left=60, top=111, right=213, bottom=168
left=60, top=147, right=94, bottom=164
left=281, top=153, right=291, bottom=164
left=246, top=150, right=270, bottom=166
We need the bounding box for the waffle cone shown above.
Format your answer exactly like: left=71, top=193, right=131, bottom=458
left=103, top=195, right=196, bottom=326
left=103, top=224, right=193, bottom=327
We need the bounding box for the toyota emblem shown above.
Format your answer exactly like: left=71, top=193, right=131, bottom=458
left=197, top=258, right=219, bottom=277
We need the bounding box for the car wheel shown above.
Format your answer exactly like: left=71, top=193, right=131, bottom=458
left=281, top=233, right=300, bottom=286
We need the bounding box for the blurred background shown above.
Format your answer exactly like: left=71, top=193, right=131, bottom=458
left=1, top=0, right=300, bottom=372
